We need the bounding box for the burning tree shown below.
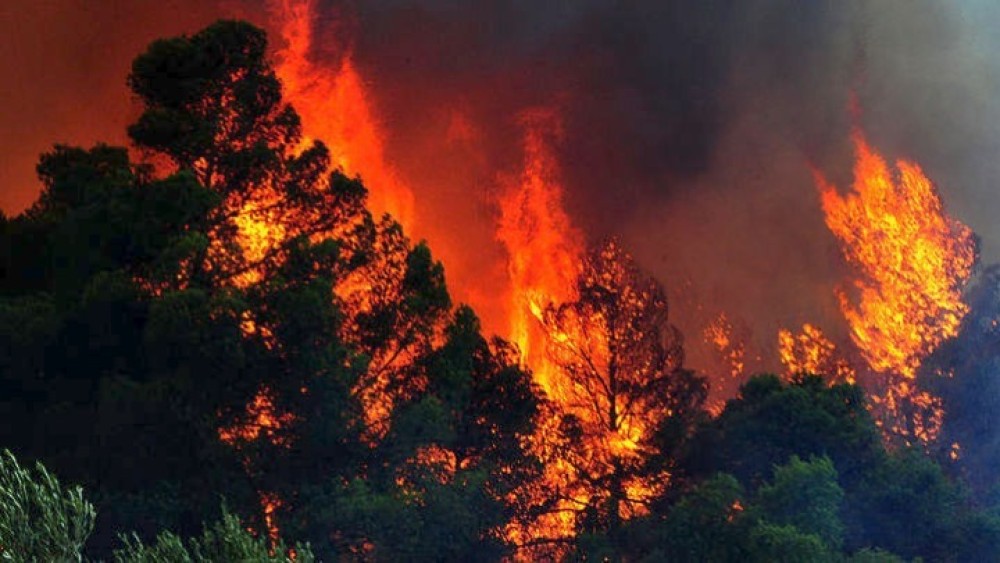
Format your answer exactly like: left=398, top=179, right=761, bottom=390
left=778, top=323, right=856, bottom=384
left=127, top=20, right=372, bottom=290
left=816, top=132, right=977, bottom=443
left=534, top=239, right=706, bottom=546
left=0, top=19, right=547, bottom=559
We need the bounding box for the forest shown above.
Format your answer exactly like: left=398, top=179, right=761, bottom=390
left=3, top=20, right=1000, bottom=562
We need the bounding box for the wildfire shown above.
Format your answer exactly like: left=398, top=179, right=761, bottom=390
left=777, top=323, right=855, bottom=384
left=704, top=312, right=747, bottom=382
left=231, top=188, right=287, bottom=288
left=219, top=387, right=293, bottom=543
left=495, top=108, right=585, bottom=547
left=211, top=2, right=983, bottom=550
left=260, top=492, right=283, bottom=545
left=218, top=386, right=294, bottom=446
left=496, top=108, right=583, bottom=397
left=497, top=121, right=676, bottom=549
left=816, top=131, right=976, bottom=441
left=270, top=0, right=415, bottom=229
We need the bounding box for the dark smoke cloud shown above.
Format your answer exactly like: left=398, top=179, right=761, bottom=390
left=3, top=0, right=998, bottom=379
left=326, top=0, right=1000, bottom=379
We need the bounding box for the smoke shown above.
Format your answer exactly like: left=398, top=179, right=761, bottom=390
left=0, top=0, right=230, bottom=213
left=3, top=0, right=999, bottom=379
left=327, top=0, right=999, bottom=377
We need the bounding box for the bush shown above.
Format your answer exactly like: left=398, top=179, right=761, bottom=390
left=0, top=449, right=96, bottom=562
left=114, top=506, right=314, bottom=562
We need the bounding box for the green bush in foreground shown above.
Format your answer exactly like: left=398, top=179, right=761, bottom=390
left=114, top=507, right=314, bottom=563
left=0, top=448, right=310, bottom=562
left=0, top=449, right=95, bottom=562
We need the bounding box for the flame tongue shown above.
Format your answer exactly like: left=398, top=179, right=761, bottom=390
left=497, top=108, right=583, bottom=400
left=271, top=0, right=416, bottom=229
left=817, top=131, right=976, bottom=440
left=498, top=112, right=669, bottom=549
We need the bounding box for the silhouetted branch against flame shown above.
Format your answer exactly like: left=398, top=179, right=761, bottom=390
left=513, top=238, right=705, bottom=548
left=777, top=323, right=856, bottom=384
left=496, top=106, right=583, bottom=394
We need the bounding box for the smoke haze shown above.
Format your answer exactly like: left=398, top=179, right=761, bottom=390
left=3, top=0, right=999, bottom=379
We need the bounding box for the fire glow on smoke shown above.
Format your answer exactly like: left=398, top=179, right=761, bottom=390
left=207, top=1, right=979, bottom=551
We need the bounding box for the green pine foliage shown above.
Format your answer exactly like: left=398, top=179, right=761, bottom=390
left=0, top=449, right=95, bottom=562
left=114, top=507, right=314, bottom=563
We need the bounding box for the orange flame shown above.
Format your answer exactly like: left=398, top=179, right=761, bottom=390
left=219, top=387, right=293, bottom=543
left=495, top=109, right=585, bottom=548
left=777, top=323, right=855, bottom=384
left=218, top=386, right=294, bottom=446
left=271, top=0, right=415, bottom=229
left=817, top=131, right=975, bottom=440
left=231, top=188, right=287, bottom=288
left=496, top=108, right=583, bottom=396
left=497, top=115, right=668, bottom=552
left=704, top=312, right=747, bottom=382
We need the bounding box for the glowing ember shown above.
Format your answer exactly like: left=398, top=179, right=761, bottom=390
left=218, top=387, right=292, bottom=543
left=777, top=323, right=855, bottom=384
left=704, top=312, right=747, bottom=382
left=396, top=444, right=459, bottom=492
left=218, top=386, right=294, bottom=446
left=816, top=131, right=976, bottom=441
left=260, top=491, right=283, bottom=545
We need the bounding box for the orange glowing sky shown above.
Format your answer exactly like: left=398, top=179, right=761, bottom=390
left=4, top=0, right=1000, bottom=385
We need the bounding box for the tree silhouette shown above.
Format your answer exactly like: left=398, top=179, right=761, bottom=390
left=537, top=238, right=706, bottom=541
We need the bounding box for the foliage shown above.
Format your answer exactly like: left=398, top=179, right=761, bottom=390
left=622, top=458, right=843, bottom=562
left=846, top=548, right=905, bottom=563
left=754, top=455, right=844, bottom=549
left=114, top=506, right=314, bottom=563
left=682, top=374, right=1000, bottom=561
left=683, top=374, right=882, bottom=489
left=2, top=16, right=999, bottom=563
left=0, top=18, right=543, bottom=561
left=846, top=447, right=1000, bottom=561
left=640, top=473, right=748, bottom=562
left=0, top=449, right=95, bottom=562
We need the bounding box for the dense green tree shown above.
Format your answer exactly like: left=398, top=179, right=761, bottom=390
left=634, top=473, right=748, bottom=562
left=1, top=18, right=544, bottom=560
left=619, top=458, right=844, bottom=562
left=753, top=455, right=844, bottom=550
left=683, top=374, right=883, bottom=489
left=684, top=374, right=1000, bottom=561
left=0, top=142, right=252, bottom=554
left=848, top=448, right=1000, bottom=561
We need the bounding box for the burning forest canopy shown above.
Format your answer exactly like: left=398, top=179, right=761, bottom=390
left=4, top=1, right=1000, bottom=561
